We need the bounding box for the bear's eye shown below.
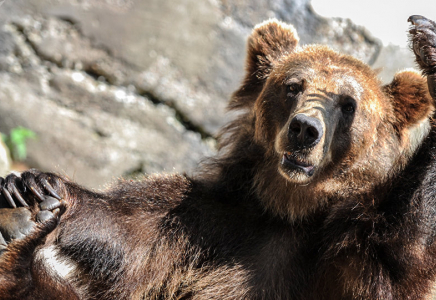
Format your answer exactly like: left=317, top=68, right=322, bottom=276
left=341, top=102, right=355, bottom=114
left=287, top=83, right=302, bottom=99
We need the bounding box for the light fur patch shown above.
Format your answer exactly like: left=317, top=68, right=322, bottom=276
left=37, top=245, right=76, bottom=278
left=336, top=74, right=364, bottom=98
left=405, top=118, right=431, bottom=156
left=428, top=281, right=436, bottom=300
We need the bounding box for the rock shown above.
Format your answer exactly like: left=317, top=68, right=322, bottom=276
left=0, top=68, right=212, bottom=188
left=0, top=139, right=11, bottom=177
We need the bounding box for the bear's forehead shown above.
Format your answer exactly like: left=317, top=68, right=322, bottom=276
left=276, top=45, right=378, bottom=81
left=272, top=64, right=367, bottom=99
left=298, top=67, right=364, bottom=95
left=273, top=46, right=381, bottom=98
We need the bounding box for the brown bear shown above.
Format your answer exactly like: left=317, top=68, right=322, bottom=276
left=0, top=15, right=436, bottom=300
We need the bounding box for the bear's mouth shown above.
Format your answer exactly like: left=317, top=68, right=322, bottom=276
left=281, top=152, right=315, bottom=176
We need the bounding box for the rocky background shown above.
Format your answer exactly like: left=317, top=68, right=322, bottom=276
left=0, top=0, right=416, bottom=188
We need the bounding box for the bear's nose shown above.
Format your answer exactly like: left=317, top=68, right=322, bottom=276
left=288, top=114, right=323, bottom=148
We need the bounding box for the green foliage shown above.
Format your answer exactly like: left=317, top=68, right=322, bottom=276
left=2, top=127, right=36, bottom=162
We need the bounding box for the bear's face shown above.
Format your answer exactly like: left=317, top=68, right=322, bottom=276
left=259, top=47, right=394, bottom=186
left=231, top=20, right=434, bottom=220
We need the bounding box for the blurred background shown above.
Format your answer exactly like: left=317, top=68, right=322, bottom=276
left=0, top=0, right=433, bottom=188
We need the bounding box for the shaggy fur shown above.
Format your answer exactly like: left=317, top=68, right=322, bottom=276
left=1, top=18, right=436, bottom=299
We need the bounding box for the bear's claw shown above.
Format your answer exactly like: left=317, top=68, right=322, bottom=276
left=40, top=178, right=62, bottom=200
left=408, top=15, right=435, bottom=27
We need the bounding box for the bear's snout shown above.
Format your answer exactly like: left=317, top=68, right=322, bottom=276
left=288, top=114, right=323, bottom=149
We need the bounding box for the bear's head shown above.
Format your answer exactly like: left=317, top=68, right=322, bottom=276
left=229, top=19, right=434, bottom=220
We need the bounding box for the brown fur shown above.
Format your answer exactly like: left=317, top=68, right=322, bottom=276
left=1, top=19, right=436, bottom=299
left=384, top=70, right=433, bottom=131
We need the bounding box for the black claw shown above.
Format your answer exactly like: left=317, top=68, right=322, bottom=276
left=408, top=15, right=436, bottom=32
left=2, top=189, right=16, bottom=208
left=39, top=196, right=61, bottom=211
left=31, top=187, right=44, bottom=201
left=408, top=15, right=428, bottom=26
left=11, top=185, right=28, bottom=207
left=4, top=174, right=23, bottom=207
left=41, top=178, right=62, bottom=200
left=21, top=174, right=44, bottom=202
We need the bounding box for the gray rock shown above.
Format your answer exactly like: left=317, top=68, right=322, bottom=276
left=0, top=139, right=11, bottom=177
left=0, top=69, right=212, bottom=187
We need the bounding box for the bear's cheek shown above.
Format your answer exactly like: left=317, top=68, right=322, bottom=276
left=254, top=98, right=290, bottom=146
left=329, top=113, right=391, bottom=181
left=327, top=120, right=362, bottom=165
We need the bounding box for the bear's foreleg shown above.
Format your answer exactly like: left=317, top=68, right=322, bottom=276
left=409, top=15, right=436, bottom=99
left=0, top=170, right=79, bottom=299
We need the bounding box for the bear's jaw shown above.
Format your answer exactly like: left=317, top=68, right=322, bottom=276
left=254, top=159, right=329, bottom=221
left=281, top=151, right=315, bottom=178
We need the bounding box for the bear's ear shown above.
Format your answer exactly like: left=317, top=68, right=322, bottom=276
left=383, top=70, right=434, bottom=132
left=230, top=19, right=299, bottom=109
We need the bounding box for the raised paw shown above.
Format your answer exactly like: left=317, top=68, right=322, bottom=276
left=408, top=15, right=436, bottom=71
left=408, top=15, right=436, bottom=98
left=0, top=169, right=63, bottom=208
left=0, top=169, right=67, bottom=254
left=0, top=169, right=66, bottom=223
